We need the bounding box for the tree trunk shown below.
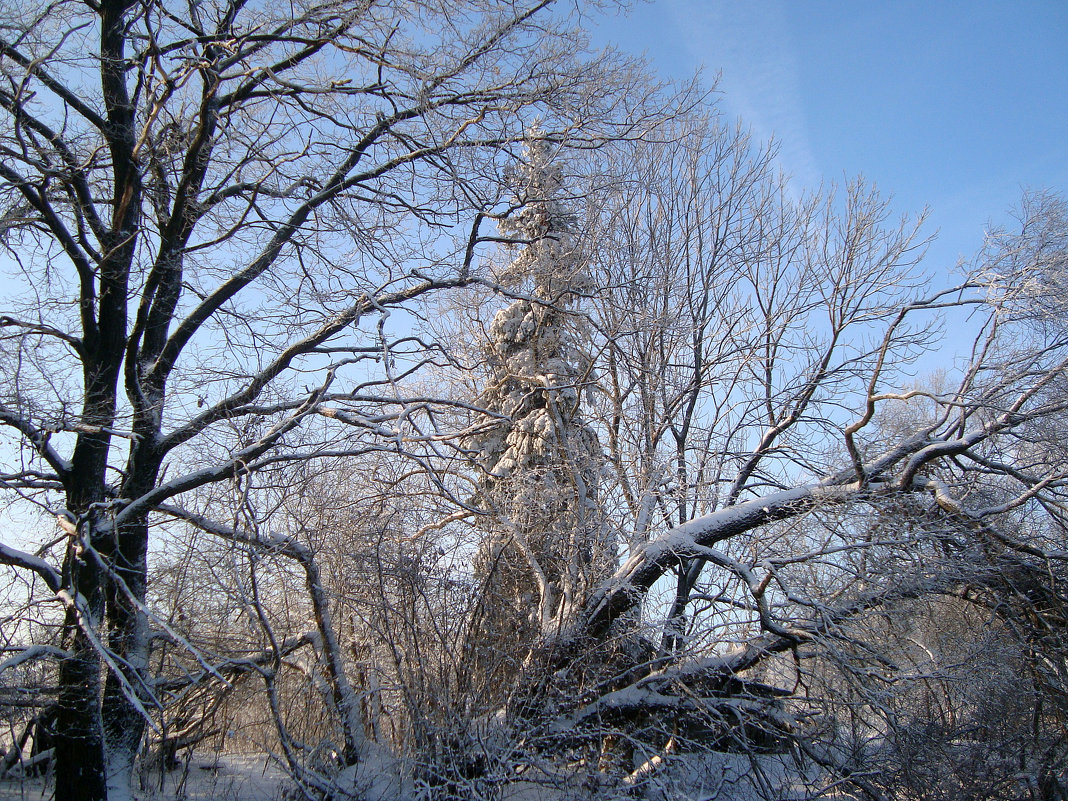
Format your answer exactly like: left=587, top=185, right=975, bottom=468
left=102, top=518, right=151, bottom=797
left=55, top=547, right=108, bottom=801
left=55, top=647, right=108, bottom=801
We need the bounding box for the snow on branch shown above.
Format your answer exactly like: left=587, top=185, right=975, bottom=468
left=579, top=481, right=866, bottom=638
left=0, top=540, right=62, bottom=592
left=0, top=644, right=69, bottom=675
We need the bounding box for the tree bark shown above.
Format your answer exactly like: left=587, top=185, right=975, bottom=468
left=55, top=550, right=108, bottom=801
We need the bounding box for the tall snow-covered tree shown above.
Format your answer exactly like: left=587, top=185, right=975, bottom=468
left=470, top=135, right=612, bottom=668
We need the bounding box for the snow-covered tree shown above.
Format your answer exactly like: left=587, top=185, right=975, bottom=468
left=469, top=134, right=612, bottom=667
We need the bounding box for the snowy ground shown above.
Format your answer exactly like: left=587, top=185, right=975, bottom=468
left=0, top=753, right=293, bottom=801
left=0, top=749, right=826, bottom=800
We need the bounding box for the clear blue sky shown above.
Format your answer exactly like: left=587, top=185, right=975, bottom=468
left=592, top=0, right=1068, bottom=277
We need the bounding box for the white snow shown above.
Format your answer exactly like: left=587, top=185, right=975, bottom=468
left=0, top=753, right=293, bottom=801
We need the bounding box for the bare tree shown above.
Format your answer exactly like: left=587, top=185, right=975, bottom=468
left=533, top=172, right=1068, bottom=797
left=400, top=117, right=1068, bottom=798
left=0, top=1, right=655, bottom=798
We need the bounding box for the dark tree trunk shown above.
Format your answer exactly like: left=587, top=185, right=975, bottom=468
left=49, top=0, right=142, bottom=794
left=54, top=546, right=108, bottom=801
left=55, top=648, right=108, bottom=801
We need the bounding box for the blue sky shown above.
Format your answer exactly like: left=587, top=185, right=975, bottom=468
left=592, top=0, right=1068, bottom=277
